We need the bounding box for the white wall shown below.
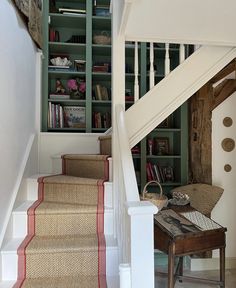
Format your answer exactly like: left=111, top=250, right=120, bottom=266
left=212, top=93, right=236, bottom=258
left=0, top=0, right=38, bottom=245
left=125, top=0, right=236, bottom=46
left=39, top=133, right=101, bottom=174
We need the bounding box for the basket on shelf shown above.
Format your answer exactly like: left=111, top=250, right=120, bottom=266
left=93, top=31, right=111, bottom=45
left=140, top=181, right=168, bottom=211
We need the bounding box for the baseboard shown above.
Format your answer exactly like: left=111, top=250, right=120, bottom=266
left=191, top=257, right=236, bottom=271
left=0, top=134, right=36, bottom=248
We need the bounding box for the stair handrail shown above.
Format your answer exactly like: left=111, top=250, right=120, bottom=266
left=115, top=104, right=157, bottom=288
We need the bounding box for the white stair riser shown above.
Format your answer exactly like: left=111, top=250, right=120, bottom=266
left=26, top=178, right=38, bottom=201
left=12, top=213, right=27, bottom=238
left=1, top=253, right=17, bottom=281
left=1, top=245, right=118, bottom=281
left=106, top=247, right=119, bottom=277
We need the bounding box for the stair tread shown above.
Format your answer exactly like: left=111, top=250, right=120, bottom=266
left=26, top=234, right=104, bottom=253
left=34, top=201, right=99, bottom=214
left=62, top=154, right=109, bottom=160
left=13, top=275, right=107, bottom=288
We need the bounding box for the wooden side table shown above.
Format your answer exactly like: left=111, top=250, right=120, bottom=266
left=154, top=208, right=227, bottom=288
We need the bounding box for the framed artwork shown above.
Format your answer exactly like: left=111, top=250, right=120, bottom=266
left=154, top=137, right=169, bottom=155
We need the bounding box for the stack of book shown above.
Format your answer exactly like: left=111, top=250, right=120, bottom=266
left=146, top=162, right=174, bottom=183
left=93, top=84, right=109, bottom=101
left=93, top=111, right=111, bottom=129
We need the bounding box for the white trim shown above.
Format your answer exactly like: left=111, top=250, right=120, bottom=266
left=0, top=134, right=35, bottom=248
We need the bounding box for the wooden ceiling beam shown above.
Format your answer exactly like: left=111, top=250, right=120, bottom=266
left=210, top=59, right=236, bottom=84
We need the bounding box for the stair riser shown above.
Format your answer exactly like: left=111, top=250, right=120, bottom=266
left=1, top=253, right=18, bottom=281
left=1, top=247, right=118, bottom=281
left=51, top=156, right=113, bottom=182
left=26, top=177, right=113, bottom=208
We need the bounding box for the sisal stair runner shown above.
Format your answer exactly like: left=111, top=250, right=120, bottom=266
left=14, top=154, right=109, bottom=288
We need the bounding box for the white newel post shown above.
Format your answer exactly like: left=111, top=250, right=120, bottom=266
left=127, top=201, right=158, bottom=288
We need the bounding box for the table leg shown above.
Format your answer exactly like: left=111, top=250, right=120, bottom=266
left=220, top=247, right=225, bottom=288
left=178, top=257, right=183, bottom=283
left=168, top=243, right=175, bottom=288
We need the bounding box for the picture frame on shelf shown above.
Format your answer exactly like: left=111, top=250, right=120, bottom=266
left=154, top=137, right=169, bottom=155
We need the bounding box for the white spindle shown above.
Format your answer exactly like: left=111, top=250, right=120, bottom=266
left=165, top=43, right=170, bottom=76
left=119, top=264, right=131, bottom=288
left=179, top=44, right=185, bottom=64
left=134, top=42, right=139, bottom=102
left=149, top=42, right=155, bottom=89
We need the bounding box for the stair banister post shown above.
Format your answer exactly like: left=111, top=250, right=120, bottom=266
left=179, top=44, right=185, bottom=64
left=165, top=43, right=170, bottom=75
left=149, top=42, right=155, bottom=89
left=126, top=201, right=157, bottom=288
left=134, top=41, right=139, bottom=102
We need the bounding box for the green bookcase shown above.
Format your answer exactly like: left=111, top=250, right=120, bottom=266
left=42, top=0, right=111, bottom=132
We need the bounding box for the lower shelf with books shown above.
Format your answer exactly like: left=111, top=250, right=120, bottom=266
left=48, top=102, right=86, bottom=129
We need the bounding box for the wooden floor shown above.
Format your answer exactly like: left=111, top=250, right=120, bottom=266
left=155, top=269, right=236, bottom=287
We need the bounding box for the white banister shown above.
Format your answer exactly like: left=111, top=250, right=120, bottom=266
left=165, top=43, right=170, bottom=76
left=179, top=44, right=185, bottom=64
left=149, top=42, right=155, bottom=89
left=116, top=105, right=139, bottom=202
left=134, top=41, right=139, bottom=102
left=115, top=104, right=158, bottom=288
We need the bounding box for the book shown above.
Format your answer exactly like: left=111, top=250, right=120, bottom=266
left=59, top=8, right=86, bottom=14
left=63, top=106, right=86, bottom=128
left=49, top=94, right=70, bottom=99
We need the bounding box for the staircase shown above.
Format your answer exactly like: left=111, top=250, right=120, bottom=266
left=0, top=139, right=118, bottom=288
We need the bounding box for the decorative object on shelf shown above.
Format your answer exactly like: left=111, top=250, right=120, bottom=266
left=131, top=145, right=140, bottom=154
left=169, top=191, right=190, bottom=206
left=154, top=137, right=169, bottom=155
left=171, top=184, right=224, bottom=216
left=224, top=164, right=232, bottom=172
left=50, top=57, right=72, bottom=67
left=221, top=138, right=235, bottom=152
left=93, top=63, right=110, bottom=73
left=55, top=79, right=66, bottom=94
left=63, top=106, right=86, bottom=128
left=147, top=138, right=153, bottom=155
left=67, top=78, right=86, bottom=100
left=141, top=181, right=168, bottom=211
left=93, top=31, right=111, bottom=45
left=74, top=60, right=86, bottom=72
left=49, top=28, right=60, bottom=42
left=94, top=4, right=110, bottom=16
left=223, top=117, right=233, bottom=127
